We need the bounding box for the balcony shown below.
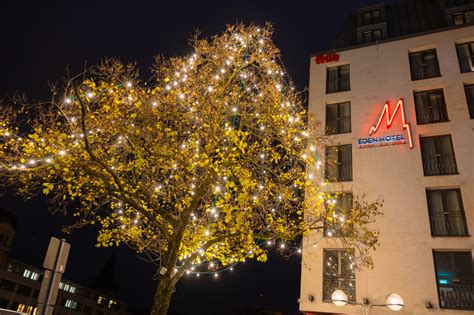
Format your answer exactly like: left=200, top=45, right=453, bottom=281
left=423, top=154, right=458, bottom=176
left=438, top=283, right=474, bottom=310
left=430, top=212, right=468, bottom=236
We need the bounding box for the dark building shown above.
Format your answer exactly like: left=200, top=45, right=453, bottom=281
left=0, top=208, right=131, bottom=315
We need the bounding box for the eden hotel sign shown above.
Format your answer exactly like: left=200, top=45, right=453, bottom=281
left=358, top=98, right=414, bottom=149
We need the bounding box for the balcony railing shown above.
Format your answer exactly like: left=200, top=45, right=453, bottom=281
left=438, top=283, right=474, bottom=310
left=411, top=66, right=441, bottom=80
left=417, top=107, right=449, bottom=124
left=423, top=154, right=458, bottom=176
left=430, top=212, right=468, bottom=236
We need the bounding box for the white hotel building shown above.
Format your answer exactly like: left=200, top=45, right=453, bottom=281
left=300, top=0, right=473, bottom=314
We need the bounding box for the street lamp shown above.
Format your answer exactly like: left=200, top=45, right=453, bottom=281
left=331, top=290, right=404, bottom=314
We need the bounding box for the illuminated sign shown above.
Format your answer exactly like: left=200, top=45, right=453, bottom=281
left=314, top=53, right=340, bottom=64
left=358, top=98, right=413, bottom=149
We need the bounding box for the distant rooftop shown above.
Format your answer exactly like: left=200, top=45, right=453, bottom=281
left=330, top=0, right=474, bottom=50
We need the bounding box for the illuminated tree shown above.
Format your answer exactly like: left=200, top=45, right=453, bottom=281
left=0, top=24, right=381, bottom=315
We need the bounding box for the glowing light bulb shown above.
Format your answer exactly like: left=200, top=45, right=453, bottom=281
left=126, top=82, right=132, bottom=88
left=87, top=92, right=93, bottom=98
left=59, top=150, right=66, bottom=156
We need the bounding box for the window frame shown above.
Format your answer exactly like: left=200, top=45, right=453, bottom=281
left=324, top=193, right=354, bottom=237
left=426, top=188, right=469, bottom=237
left=464, top=84, right=474, bottom=119
left=362, top=9, right=381, bottom=25
left=456, top=41, right=474, bottom=73
left=325, top=144, right=353, bottom=182
left=413, top=89, right=449, bottom=124
left=325, top=101, right=351, bottom=135
left=362, top=28, right=382, bottom=43
left=322, top=249, right=356, bottom=303
left=326, top=64, right=350, bottom=94
left=409, top=49, right=441, bottom=81
left=432, top=251, right=474, bottom=310
left=420, top=135, right=459, bottom=176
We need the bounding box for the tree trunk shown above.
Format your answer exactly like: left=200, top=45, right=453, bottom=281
left=150, top=275, right=174, bottom=315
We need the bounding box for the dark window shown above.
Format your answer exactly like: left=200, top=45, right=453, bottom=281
left=409, top=49, right=441, bottom=80
left=452, top=10, right=474, bottom=25
left=326, top=65, right=350, bottom=93
left=323, top=249, right=356, bottom=302
left=362, top=29, right=382, bottom=43
left=83, top=305, right=93, bottom=315
left=326, top=102, right=351, bottom=134
left=414, top=89, right=449, bottom=124
left=362, top=9, right=381, bottom=25
left=325, top=145, right=352, bottom=182
left=420, top=135, right=458, bottom=176
left=446, top=0, right=474, bottom=7
left=456, top=42, right=474, bottom=73
left=16, top=284, right=32, bottom=297
left=433, top=251, right=473, bottom=310
left=465, top=84, right=474, bottom=119
left=324, top=193, right=353, bottom=237
left=427, top=189, right=468, bottom=236
left=0, top=278, right=16, bottom=291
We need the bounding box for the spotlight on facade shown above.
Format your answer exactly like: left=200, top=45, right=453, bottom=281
left=385, top=293, right=404, bottom=311
left=331, top=290, right=348, bottom=307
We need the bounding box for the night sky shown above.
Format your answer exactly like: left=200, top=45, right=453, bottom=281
left=0, top=1, right=396, bottom=314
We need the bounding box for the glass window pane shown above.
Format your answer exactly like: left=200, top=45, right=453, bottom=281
left=465, top=84, right=474, bottom=118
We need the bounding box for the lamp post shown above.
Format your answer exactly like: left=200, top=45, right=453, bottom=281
left=331, top=290, right=404, bottom=315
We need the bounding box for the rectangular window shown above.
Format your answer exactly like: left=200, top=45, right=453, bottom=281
left=323, top=249, right=356, bottom=302
left=465, top=84, right=474, bottom=119
left=325, top=145, right=352, bottom=182
left=433, top=251, right=474, bottom=310
left=324, top=193, right=353, bottom=237
left=452, top=10, right=474, bottom=25
left=414, top=89, right=449, bottom=124
left=420, top=135, right=458, bottom=176
left=427, top=189, right=468, bottom=236
left=326, top=65, right=350, bottom=93
left=326, top=102, right=351, bottom=134
left=16, top=284, right=32, bottom=297
left=456, top=42, right=474, bottom=73
left=362, top=29, right=382, bottom=43
left=0, top=278, right=16, bottom=291
left=409, top=49, right=441, bottom=80
left=362, top=9, right=381, bottom=25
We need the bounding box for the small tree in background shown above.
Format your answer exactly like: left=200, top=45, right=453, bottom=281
left=0, top=24, right=381, bottom=315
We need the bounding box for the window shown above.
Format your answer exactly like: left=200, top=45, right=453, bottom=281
left=420, top=135, right=458, bottom=176
left=16, top=284, right=32, bottom=297
left=427, top=189, right=468, bottom=236
left=452, top=10, right=474, bottom=25
left=465, top=84, right=474, bottom=119
left=0, top=278, right=16, bottom=291
left=433, top=251, right=473, bottom=310
left=362, top=29, right=382, bottom=43
left=456, top=42, right=474, bottom=73
left=414, top=89, right=449, bottom=124
left=409, top=49, right=441, bottom=80
left=326, top=102, right=351, bottom=134
left=326, top=65, right=350, bottom=93
left=446, top=0, right=474, bottom=7
left=362, top=9, right=381, bottom=25
left=323, top=249, right=356, bottom=302
left=325, top=145, right=352, bottom=182
left=324, top=193, right=353, bottom=237
left=65, top=299, right=77, bottom=310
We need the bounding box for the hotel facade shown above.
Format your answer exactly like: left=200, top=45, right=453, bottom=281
left=300, top=0, right=474, bottom=314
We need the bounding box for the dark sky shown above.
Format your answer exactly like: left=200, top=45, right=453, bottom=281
left=0, top=1, right=395, bottom=314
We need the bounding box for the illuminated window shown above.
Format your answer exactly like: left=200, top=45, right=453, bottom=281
left=22, top=269, right=40, bottom=281
left=427, top=189, right=468, bottom=237
left=97, top=296, right=106, bottom=305
left=362, top=9, right=381, bottom=25
left=414, top=89, right=449, bottom=124
left=452, top=10, right=474, bottom=25
left=326, top=102, right=351, bottom=135
left=409, top=49, right=441, bottom=81
left=325, top=145, right=352, bottom=182
left=362, top=29, right=382, bottom=43
left=456, top=42, right=474, bottom=73
left=433, top=251, right=473, bottom=310
left=109, top=300, right=117, bottom=309
left=324, top=193, right=353, bottom=237
left=323, top=249, right=355, bottom=302
left=420, top=135, right=458, bottom=176
left=465, top=84, right=474, bottom=119
left=65, top=299, right=77, bottom=309
left=326, top=65, right=350, bottom=94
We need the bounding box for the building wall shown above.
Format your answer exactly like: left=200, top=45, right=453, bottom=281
left=300, top=25, right=474, bottom=314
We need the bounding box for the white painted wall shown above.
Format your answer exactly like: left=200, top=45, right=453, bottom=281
left=300, top=26, right=474, bottom=315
